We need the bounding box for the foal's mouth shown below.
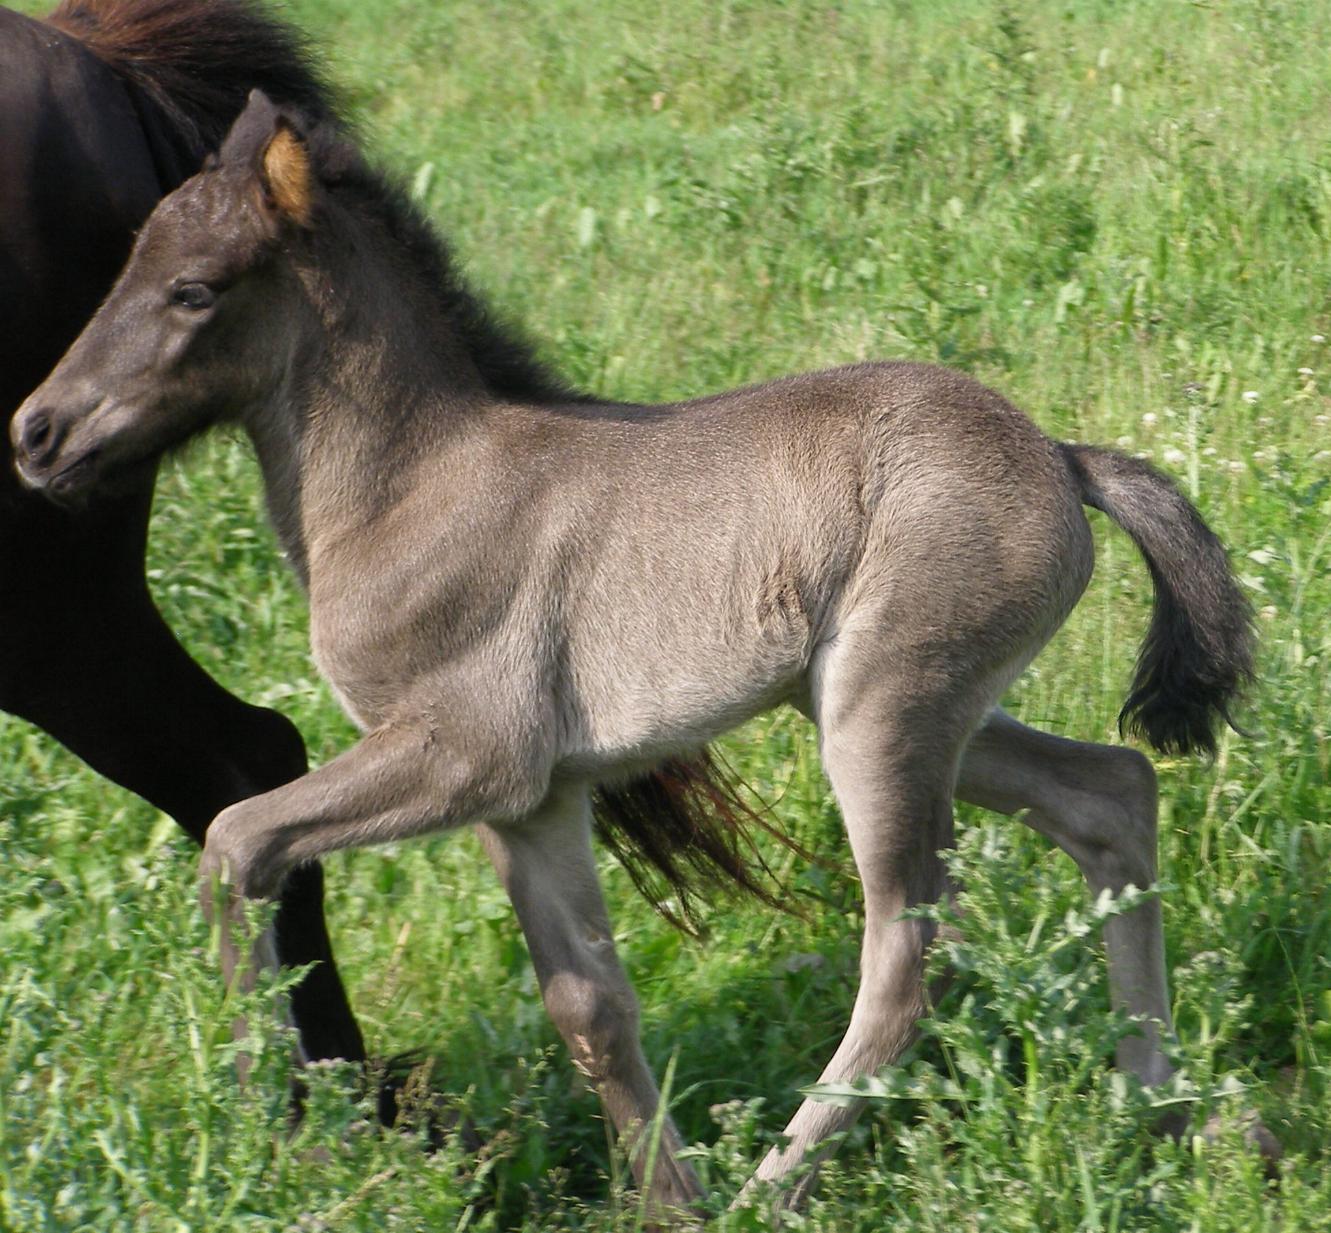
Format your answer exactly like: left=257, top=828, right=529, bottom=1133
left=47, top=444, right=159, bottom=503
left=46, top=447, right=104, bottom=495
left=18, top=445, right=106, bottom=501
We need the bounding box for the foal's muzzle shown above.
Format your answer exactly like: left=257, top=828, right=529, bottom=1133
left=11, top=386, right=105, bottom=495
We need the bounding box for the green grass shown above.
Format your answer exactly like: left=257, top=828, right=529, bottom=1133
left=3, top=0, right=1330, bottom=1228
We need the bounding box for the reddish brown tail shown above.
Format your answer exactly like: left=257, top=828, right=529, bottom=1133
left=592, top=749, right=806, bottom=934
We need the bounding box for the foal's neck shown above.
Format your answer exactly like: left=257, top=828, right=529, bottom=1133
left=245, top=221, right=494, bottom=587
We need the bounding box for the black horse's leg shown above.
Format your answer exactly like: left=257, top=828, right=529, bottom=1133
left=0, top=4, right=369, bottom=1087
left=0, top=478, right=366, bottom=1066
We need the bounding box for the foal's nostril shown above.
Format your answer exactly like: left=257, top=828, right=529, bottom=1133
left=18, top=409, right=63, bottom=466
left=24, top=413, right=51, bottom=449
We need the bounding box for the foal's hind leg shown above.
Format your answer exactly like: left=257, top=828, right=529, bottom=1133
left=479, top=793, right=703, bottom=1214
left=744, top=643, right=996, bottom=1209
left=955, top=709, right=1174, bottom=1087
left=957, top=711, right=1281, bottom=1162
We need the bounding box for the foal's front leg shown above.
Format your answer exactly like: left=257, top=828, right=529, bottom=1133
left=478, top=795, right=703, bottom=1215
left=199, top=724, right=702, bottom=1212
left=198, top=717, right=544, bottom=1033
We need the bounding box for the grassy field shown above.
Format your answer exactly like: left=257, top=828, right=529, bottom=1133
left=3, top=0, right=1330, bottom=1228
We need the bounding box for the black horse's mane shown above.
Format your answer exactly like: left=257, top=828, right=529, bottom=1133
left=52, top=0, right=584, bottom=407
left=49, top=0, right=337, bottom=154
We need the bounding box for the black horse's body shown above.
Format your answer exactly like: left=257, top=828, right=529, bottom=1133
left=0, top=0, right=364, bottom=1067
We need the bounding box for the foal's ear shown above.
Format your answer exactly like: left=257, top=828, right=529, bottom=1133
left=258, top=120, right=315, bottom=228
left=220, top=88, right=316, bottom=229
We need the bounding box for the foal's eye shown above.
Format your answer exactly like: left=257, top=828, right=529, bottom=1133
left=171, top=282, right=216, bottom=311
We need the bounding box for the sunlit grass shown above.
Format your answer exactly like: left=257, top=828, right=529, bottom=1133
left=2, top=0, right=1329, bottom=1228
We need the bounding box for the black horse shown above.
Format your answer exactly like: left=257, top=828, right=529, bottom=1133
left=0, top=0, right=366, bottom=1070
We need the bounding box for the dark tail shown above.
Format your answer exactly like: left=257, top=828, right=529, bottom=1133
left=592, top=749, right=806, bottom=935
left=47, top=0, right=338, bottom=156
left=1060, top=443, right=1254, bottom=755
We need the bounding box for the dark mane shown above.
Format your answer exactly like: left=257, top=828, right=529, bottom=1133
left=47, top=0, right=338, bottom=158
left=49, top=0, right=578, bottom=405
left=310, top=129, right=591, bottom=407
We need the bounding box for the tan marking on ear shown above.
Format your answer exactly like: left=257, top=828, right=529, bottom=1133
left=261, top=125, right=314, bottom=227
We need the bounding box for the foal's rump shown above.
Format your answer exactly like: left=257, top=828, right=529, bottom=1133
left=833, top=362, right=1095, bottom=657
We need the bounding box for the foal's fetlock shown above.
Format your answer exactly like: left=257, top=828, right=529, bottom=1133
left=202, top=804, right=282, bottom=900
left=198, top=845, right=236, bottom=920
left=637, top=1197, right=705, bottom=1233
left=1153, top=1099, right=1283, bottom=1176
left=630, top=1157, right=707, bottom=1232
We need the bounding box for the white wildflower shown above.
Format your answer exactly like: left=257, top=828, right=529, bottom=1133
left=1242, top=390, right=1260, bottom=403
left=1163, top=446, right=1187, bottom=466
left=1141, top=411, right=1158, bottom=426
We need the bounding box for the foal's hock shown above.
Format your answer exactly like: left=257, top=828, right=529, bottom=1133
left=13, top=91, right=1256, bottom=1212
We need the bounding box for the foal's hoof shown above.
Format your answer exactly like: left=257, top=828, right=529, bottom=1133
left=1200, top=1110, right=1284, bottom=1175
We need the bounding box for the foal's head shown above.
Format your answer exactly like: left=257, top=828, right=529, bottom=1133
left=11, top=90, right=325, bottom=498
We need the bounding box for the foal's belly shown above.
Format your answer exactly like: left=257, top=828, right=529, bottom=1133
left=555, top=612, right=813, bottom=778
